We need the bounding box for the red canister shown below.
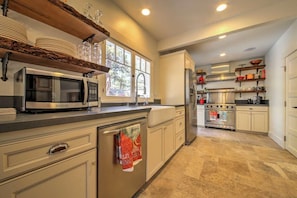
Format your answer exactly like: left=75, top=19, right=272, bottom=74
left=199, top=98, right=204, bottom=105
left=261, top=69, right=266, bottom=79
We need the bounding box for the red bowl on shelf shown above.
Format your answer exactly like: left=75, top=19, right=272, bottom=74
left=237, top=76, right=245, bottom=81
left=250, top=59, right=262, bottom=65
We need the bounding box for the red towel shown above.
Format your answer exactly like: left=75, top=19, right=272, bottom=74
left=116, top=124, right=142, bottom=172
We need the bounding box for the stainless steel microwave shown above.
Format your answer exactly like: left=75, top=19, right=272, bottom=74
left=14, top=68, right=99, bottom=112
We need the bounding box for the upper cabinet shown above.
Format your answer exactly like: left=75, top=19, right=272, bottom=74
left=0, top=0, right=110, bottom=76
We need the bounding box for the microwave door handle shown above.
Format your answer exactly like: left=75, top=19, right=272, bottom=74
left=83, top=78, right=88, bottom=105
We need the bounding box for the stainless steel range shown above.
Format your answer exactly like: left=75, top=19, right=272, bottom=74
left=205, top=103, right=236, bottom=130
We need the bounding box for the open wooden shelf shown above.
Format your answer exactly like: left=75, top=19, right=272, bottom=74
left=0, top=0, right=110, bottom=43
left=234, top=90, right=266, bottom=93
left=235, top=78, right=266, bottom=82
left=196, top=72, right=206, bottom=75
left=0, top=37, right=109, bottom=75
left=235, top=65, right=265, bottom=72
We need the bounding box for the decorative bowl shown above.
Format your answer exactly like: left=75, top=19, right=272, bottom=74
left=250, top=59, right=262, bottom=65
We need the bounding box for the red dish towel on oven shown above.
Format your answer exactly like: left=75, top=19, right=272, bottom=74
left=116, top=124, right=142, bottom=172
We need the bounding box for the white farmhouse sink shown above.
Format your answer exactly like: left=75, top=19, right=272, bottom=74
left=147, top=106, right=176, bottom=127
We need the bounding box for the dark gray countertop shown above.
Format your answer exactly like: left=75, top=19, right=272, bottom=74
left=0, top=106, right=152, bottom=133
left=235, top=104, right=269, bottom=106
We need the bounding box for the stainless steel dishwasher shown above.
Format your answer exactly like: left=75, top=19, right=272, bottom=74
left=97, top=117, right=147, bottom=198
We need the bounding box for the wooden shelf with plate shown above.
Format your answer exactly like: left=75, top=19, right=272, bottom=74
left=235, top=65, right=265, bottom=72
left=0, top=37, right=109, bottom=75
left=0, top=0, right=110, bottom=43
left=0, top=0, right=111, bottom=80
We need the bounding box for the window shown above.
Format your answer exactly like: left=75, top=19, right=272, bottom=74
left=105, top=40, right=132, bottom=97
left=135, top=55, right=151, bottom=98
left=105, top=40, right=151, bottom=99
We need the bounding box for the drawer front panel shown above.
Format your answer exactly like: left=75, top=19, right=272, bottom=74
left=175, top=130, right=185, bottom=149
left=175, top=109, right=185, bottom=117
left=236, top=106, right=268, bottom=111
left=175, top=117, right=185, bottom=133
left=0, top=126, right=96, bottom=181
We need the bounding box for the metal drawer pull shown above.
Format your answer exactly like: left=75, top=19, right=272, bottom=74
left=48, top=143, right=69, bottom=155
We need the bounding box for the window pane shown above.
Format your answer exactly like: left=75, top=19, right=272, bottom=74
left=106, top=40, right=132, bottom=97
left=141, top=59, right=146, bottom=72
left=116, top=46, right=124, bottom=64
left=106, top=64, right=131, bottom=97
left=125, top=50, right=131, bottom=66
left=146, top=61, right=150, bottom=74
left=106, top=40, right=115, bottom=60
left=135, top=56, right=141, bottom=70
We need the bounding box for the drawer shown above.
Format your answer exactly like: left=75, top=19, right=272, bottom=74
left=175, top=130, right=185, bottom=149
left=0, top=126, right=96, bottom=181
left=175, top=109, right=185, bottom=117
left=236, top=106, right=268, bottom=112
left=175, top=117, right=185, bottom=133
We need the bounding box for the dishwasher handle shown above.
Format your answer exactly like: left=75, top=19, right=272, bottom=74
left=103, top=129, right=120, bottom=135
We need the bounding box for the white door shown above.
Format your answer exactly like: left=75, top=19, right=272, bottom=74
left=285, top=50, right=297, bottom=157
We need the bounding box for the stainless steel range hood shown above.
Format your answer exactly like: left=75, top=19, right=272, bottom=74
left=206, top=72, right=236, bottom=82
left=206, top=63, right=236, bottom=82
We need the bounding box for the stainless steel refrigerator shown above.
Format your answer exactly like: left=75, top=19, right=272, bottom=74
left=184, top=68, right=197, bottom=144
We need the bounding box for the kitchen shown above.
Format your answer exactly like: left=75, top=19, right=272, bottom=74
left=0, top=0, right=297, bottom=197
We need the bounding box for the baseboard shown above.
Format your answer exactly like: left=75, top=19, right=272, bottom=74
left=268, top=132, right=285, bottom=148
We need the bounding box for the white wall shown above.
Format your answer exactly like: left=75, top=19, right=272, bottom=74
left=0, top=0, right=160, bottom=101
left=265, top=19, right=297, bottom=148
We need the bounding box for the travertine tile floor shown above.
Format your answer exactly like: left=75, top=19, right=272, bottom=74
left=138, top=127, right=297, bottom=198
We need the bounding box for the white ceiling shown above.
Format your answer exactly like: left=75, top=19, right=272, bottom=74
left=110, top=0, right=297, bottom=66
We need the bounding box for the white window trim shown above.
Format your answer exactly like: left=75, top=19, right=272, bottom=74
left=98, top=39, right=153, bottom=104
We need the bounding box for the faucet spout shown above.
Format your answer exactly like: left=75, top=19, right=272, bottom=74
left=135, top=72, right=146, bottom=106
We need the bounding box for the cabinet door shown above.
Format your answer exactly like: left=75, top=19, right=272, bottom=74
left=197, top=109, right=205, bottom=127
left=0, top=149, right=96, bottom=198
left=236, top=111, right=251, bottom=131
left=146, top=127, right=163, bottom=181
left=163, top=122, right=175, bottom=161
left=252, top=111, right=268, bottom=132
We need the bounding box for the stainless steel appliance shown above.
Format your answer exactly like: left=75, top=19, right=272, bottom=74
left=205, top=104, right=236, bottom=130
left=14, top=67, right=99, bottom=112
left=205, top=88, right=236, bottom=130
left=97, top=118, right=147, bottom=198
left=185, top=68, right=197, bottom=144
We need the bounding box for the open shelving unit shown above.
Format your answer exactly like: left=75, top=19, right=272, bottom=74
left=235, top=65, right=266, bottom=97
left=0, top=0, right=110, bottom=81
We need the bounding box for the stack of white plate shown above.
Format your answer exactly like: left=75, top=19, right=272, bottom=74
left=35, top=37, right=77, bottom=57
left=0, top=15, right=27, bottom=43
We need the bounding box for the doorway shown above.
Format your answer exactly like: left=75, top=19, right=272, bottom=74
left=285, top=50, right=297, bottom=157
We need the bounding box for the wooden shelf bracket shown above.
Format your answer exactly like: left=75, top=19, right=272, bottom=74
left=83, top=34, right=95, bottom=43
left=1, top=51, right=11, bottom=81
left=1, top=0, right=9, bottom=16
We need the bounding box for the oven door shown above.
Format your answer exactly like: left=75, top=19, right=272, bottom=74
left=205, top=109, right=235, bottom=130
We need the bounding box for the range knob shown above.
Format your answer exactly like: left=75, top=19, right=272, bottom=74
left=226, top=106, right=229, bottom=108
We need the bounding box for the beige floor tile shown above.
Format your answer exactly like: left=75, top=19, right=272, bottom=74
left=137, top=127, right=297, bottom=198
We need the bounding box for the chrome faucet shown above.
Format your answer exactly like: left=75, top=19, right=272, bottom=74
left=135, top=72, right=146, bottom=106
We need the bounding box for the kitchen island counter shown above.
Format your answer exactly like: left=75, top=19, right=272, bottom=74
left=0, top=106, right=151, bottom=133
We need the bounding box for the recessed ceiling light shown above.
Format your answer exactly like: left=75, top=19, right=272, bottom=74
left=220, top=53, right=226, bottom=57
left=141, top=8, right=150, bottom=16
left=216, top=3, right=227, bottom=12
left=219, top=35, right=226, bottom=39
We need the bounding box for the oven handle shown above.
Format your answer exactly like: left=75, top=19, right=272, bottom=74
left=83, top=78, right=88, bottom=105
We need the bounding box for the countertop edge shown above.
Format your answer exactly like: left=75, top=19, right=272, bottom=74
left=0, top=107, right=151, bottom=133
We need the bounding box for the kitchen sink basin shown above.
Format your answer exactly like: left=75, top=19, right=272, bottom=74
left=147, top=106, right=176, bottom=127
